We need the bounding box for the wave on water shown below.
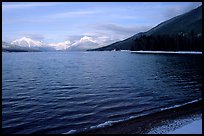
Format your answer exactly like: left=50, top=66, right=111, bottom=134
left=160, top=98, right=202, bottom=111
left=63, top=98, right=202, bottom=134
left=63, top=129, right=77, bottom=134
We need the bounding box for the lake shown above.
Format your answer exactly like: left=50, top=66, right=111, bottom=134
left=2, top=51, right=202, bottom=134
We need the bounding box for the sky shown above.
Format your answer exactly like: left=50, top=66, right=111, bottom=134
left=2, top=2, right=202, bottom=46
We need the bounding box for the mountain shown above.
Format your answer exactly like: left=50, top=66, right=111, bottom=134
left=2, top=37, right=56, bottom=52
left=67, top=36, right=99, bottom=51
left=48, top=41, right=71, bottom=51
left=11, top=37, right=43, bottom=48
left=2, top=36, right=101, bottom=52
left=2, top=41, right=42, bottom=52
left=89, top=5, right=202, bottom=51
left=146, top=5, right=202, bottom=36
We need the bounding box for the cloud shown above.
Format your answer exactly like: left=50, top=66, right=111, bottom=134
left=47, top=36, right=101, bottom=51
left=48, top=10, right=101, bottom=19
left=3, top=9, right=102, bottom=25
left=163, top=2, right=202, bottom=19
left=68, top=36, right=99, bottom=50
left=51, top=35, right=118, bottom=51
left=64, top=35, right=85, bottom=42
left=21, top=33, right=45, bottom=41
left=100, top=24, right=151, bottom=34
left=48, top=41, right=71, bottom=50
left=185, top=2, right=202, bottom=11
left=94, top=36, right=121, bottom=47
left=65, top=33, right=123, bottom=48
left=2, top=2, right=60, bottom=10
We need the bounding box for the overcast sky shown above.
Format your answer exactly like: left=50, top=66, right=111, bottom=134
left=2, top=2, right=202, bottom=44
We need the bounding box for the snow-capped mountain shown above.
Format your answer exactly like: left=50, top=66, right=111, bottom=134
left=3, top=36, right=104, bottom=52
left=11, top=37, right=43, bottom=47
left=2, top=41, right=42, bottom=52
left=48, top=36, right=100, bottom=51
left=48, top=40, right=71, bottom=50
left=3, top=37, right=53, bottom=52
left=67, top=36, right=99, bottom=51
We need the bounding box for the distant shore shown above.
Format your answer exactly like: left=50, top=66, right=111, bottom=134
left=129, top=50, right=202, bottom=54
left=80, top=100, right=202, bottom=134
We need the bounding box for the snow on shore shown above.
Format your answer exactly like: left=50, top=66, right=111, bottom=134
left=130, top=50, right=202, bottom=54
left=167, top=119, right=202, bottom=134
left=147, top=114, right=202, bottom=134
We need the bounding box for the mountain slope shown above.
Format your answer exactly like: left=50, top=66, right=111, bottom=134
left=146, top=5, right=202, bottom=36
left=89, top=5, right=202, bottom=51
left=2, top=36, right=101, bottom=52
left=3, top=37, right=58, bottom=52
left=11, top=37, right=43, bottom=47
left=2, top=41, right=42, bottom=52
left=67, top=36, right=99, bottom=51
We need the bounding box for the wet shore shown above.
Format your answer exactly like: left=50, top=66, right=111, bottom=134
left=80, top=100, right=202, bottom=134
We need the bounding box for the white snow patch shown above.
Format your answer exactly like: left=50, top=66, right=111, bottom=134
left=160, top=99, right=202, bottom=111
left=48, top=40, right=71, bottom=50
left=130, top=50, right=202, bottom=54
left=11, top=37, right=43, bottom=47
left=167, top=119, right=202, bottom=134
left=147, top=114, right=202, bottom=134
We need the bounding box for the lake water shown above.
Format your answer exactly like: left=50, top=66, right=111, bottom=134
left=2, top=51, right=202, bottom=134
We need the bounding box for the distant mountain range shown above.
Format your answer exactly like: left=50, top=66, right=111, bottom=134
left=2, top=36, right=101, bottom=52
left=89, top=5, right=202, bottom=51
left=2, top=41, right=41, bottom=52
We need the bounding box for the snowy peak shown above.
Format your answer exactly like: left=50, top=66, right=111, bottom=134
left=79, top=36, right=96, bottom=43
left=71, top=36, right=97, bottom=47
left=11, top=37, right=43, bottom=47
left=6, top=35, right=101, bottom=51
left=48, top=40, right=71, bottom=50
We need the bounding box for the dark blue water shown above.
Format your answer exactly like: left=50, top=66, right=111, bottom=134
left=2, top=51, right=202, bottom=134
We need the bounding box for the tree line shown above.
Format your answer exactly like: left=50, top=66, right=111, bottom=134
left=130, top=31, right=202, bottom=52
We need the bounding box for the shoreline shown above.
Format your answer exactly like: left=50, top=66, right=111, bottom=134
left=129, top=50, right=202, bottom=54
left=80, top=100, right=202, bottom=134
left=166, top=118, right=202, bottom=134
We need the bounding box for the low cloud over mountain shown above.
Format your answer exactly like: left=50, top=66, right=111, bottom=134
left=3, top=36, right=106, bottom=52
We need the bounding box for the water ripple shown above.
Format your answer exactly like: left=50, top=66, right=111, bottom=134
left=2, top=52, right=202, bottom=134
